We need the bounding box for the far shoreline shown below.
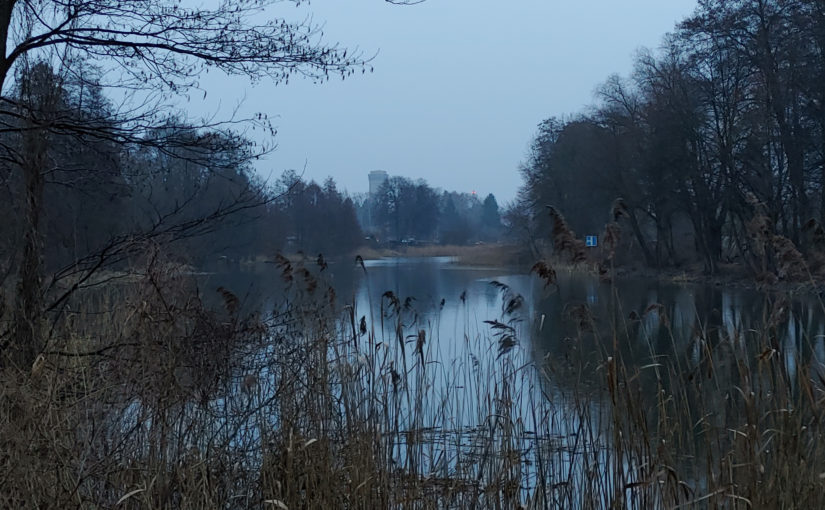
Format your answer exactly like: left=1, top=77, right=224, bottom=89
left=354, top=243, right=534, bottom=269
left=248, top=244, right=825, bottom=296
left=352, top=245, right=825, bottom=295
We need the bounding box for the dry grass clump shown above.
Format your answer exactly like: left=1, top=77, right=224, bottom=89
left=744, top=192, right=812, bottom=282
left=601, top=198, right=628, bottom=265
left=803, top=218, right=825, bottom=274
left=530, top=260, right=557, bottom=289
left=545, top=199, right=628, bottom=281
left=0, top=253, right=268, bottom=508
left=547, top=206, right=588, bottom=264
left=771, top=234, right=808, bottom=281
left=593, top=290, right=825, bottom=509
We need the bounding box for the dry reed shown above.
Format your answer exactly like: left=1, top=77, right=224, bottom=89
left=1, top=248, right=825, bottom=508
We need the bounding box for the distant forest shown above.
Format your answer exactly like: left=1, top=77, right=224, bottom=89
left=510, top=0, right=825, bottom=280
left=0, top=63, right=366, bottom=276
left=355, top=177, right=502, bottom=246
left=0, top=62, right=506, bottom=285
left=271, top=173, right=504, bottom=254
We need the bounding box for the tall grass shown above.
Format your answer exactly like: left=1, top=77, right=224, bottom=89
left=1, top=251, right=825, bottom=508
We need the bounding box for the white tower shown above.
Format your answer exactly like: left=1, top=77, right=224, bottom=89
left=368, top=170, right=388, bottom=196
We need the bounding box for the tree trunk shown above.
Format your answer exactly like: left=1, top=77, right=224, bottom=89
left=626, top=209, right=656, bottom=267
left=0, top=0, right=17, bottom=94
left=9, top=124, right=46, bottom=368
left=706, top=220, right=723, bottom=274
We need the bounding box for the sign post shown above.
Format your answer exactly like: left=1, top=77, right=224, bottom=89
left=585, top=235, right=598, bottom=247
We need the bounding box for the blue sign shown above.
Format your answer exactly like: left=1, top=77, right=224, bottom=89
left=585, top=235, right=598, bottom=247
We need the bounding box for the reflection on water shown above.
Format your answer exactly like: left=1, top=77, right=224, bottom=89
left=350, top=258, right=822, bottom=373
left=205, top=256, right=825, bottom=501
left=205, top=256, right=825, bottom=417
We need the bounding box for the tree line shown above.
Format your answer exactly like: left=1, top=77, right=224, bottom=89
left=512, top=0, right=825, bottom=278
left=358, top=175, right=502, bottom=245
left=0, top=65, right=369, bottom=268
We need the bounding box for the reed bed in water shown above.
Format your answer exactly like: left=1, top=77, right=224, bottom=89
left=1, top=254, right=825, bottom=508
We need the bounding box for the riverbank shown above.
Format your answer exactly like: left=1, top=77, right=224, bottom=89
left=522, top=247, right=825, bottom=294
left=251, top=244, right=824, bottom=295
left=356, top=243, right=533, bottom=268
left=609, top=261, right=825, bottom=294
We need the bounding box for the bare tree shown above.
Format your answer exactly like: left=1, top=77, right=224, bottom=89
left=0, top=0, right=373, bottom=366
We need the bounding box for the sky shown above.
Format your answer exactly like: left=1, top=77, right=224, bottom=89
left=194, top=0, right=699, bottom=204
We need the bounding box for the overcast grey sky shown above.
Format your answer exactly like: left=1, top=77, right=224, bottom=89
left=196, top=0, right=698, bottom=203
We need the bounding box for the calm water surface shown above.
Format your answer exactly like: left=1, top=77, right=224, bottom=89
left=204, top=255, right=825, bottom=412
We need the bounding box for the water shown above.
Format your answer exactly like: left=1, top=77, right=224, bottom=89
left=335, top=257, right=825, bottom=385
left=203, top=255, right=825, bottom=415
left=201, top=256, right=825, bottom=502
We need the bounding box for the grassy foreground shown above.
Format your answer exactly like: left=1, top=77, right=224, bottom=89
left=2, top=253, right=825, bottom=508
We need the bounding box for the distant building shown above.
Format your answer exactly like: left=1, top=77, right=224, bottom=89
left=368, top=170, right=388, bottom=196
left=365, top=170, right=389, bottom=235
